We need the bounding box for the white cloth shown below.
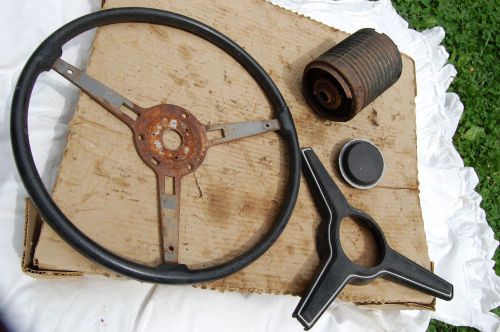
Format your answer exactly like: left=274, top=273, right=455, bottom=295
left=0, top=0, right=498, bottom=331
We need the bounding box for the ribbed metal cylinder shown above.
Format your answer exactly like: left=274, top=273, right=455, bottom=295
left=302, top=28, right=402, bottom=122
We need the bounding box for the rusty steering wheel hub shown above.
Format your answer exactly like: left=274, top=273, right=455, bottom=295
left=134, top=104, right=208, bottom=177
left=11, top=8, right=300, bottom=284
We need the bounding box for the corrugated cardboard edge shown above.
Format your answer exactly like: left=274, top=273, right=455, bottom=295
left=22, top=198, right=82, bottom=279
left=193, top=276, right=436, bottom=310
left=23, top=198, right=434, bottom=310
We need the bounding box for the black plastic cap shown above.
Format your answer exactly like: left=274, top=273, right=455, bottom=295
left=338, top=139, right=384, bottom=189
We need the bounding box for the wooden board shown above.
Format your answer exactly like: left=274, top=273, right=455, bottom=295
left=32, top=0, right=433, bottom=306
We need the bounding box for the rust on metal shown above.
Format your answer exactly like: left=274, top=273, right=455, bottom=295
left=302, top=28, right=403, bottom=122
left=133, top=104, right=208, bottom=178
left=132, top=104, right=209, bottom=262
left=51, top=56, right=282, bottom=264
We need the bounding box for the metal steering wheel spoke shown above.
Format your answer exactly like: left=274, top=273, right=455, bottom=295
left=205, top=118, right=280, bottom=147
left=157, top=173, right=182, bottom=263
left=52, top=57, right=142, bottom=128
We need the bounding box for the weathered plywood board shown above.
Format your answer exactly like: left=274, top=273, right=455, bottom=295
left=33, top=0, right=432, bottom=305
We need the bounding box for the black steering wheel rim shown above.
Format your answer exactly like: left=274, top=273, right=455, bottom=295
left=11, top=7, right=301, bottom=283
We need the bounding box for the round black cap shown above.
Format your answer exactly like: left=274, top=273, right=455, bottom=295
left=339, top=140, right=384, bottom=189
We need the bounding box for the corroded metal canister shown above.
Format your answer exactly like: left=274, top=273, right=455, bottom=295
left=302, top=28, right=403, bottom=122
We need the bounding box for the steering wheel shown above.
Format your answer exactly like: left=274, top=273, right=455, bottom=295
left=11, top=7, right=301, bottom=283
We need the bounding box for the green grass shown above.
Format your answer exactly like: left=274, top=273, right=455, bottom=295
left=393, top=0, right=499, bottom=331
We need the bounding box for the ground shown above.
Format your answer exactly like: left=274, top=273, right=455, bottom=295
left=393, top=0, right=499, bottom=331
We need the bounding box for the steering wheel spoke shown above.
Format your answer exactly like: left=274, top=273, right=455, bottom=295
left=157, top=174, right=182, bottom=263
left=206, top=119, right=280, bottom=147
left=52, top=58, right=142, bottom=127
